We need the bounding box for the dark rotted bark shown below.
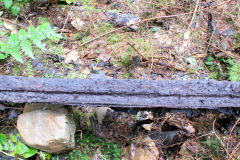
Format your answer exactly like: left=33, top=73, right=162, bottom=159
left=0, top=75, right=239, bottom=108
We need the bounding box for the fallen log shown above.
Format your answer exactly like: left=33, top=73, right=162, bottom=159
left=0, top=75, right=239, bottom=108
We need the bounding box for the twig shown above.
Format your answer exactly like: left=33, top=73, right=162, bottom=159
left=65, top=26, right=125, bottom=54
left=229, top=141, right=240, bottom=160
left=65, top=0, right=233, bottom=54
left=0, top=151, right=23, bottom=160
left=157, top=62, right=186, bottom=72
left=60, top=2, right=76, bottom=35
left=0, top=105, right=23, bottom=110
left=227, top=117, right=240, bottom=160
left=188, top=0, right=200, bottom=29
left=88, top=13, right=96, bottom=28
left=161, top=132, right=214, bottom=148
left=213, top=118, right=229, bottom=157
left=0, top=17, right=27, bottom=29
left=127, top=42, right=184, bottom=71
left=0, top=126, right=15, bottom=128
left=204, top=40, right=240, bottom=60
left=178, top=6, right=240, bottom=60
left=127, top=42, right=149, bottom=61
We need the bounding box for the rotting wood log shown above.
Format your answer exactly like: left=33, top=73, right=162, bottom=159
left=0, top=75, right=240, bottom=109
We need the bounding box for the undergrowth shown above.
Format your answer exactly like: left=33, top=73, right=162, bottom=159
left=0, top=132, right=37, bottom=159
left=0, top=0, right=28, bottom=15
left=66, top=132, right=122, bottom=160
left=0, top=22, right=62, bottom=63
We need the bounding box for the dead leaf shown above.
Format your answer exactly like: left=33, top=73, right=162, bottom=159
left=63, top=49, right=81, bottom=63
left=4, top=21, right=18, bottom=33
left=87, top=51, right=98, bottom=59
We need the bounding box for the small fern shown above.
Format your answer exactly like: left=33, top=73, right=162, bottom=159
left=0, top=0, right=26, bottom=15
left=0, top=23, right=62, bottom=63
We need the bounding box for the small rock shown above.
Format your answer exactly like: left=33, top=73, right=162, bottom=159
left=184, top=31, right=191, bottom=39
left=36, top=63, right=43, bottom=71
left=142, top=123, right=153, bottom=131
left=136, top=111, right=154, bottom=131
left=159, top=131, right=179, bottom=145
left=89, top=71, right=107, bottom=80
left=17, top=104, right=76, bottom=154
left=32, top=59, right=40, bottom=67
left=223, top=29, right=235, bottom=37
left=98, top=53, right=111, bottom=62
left=186, top=57, right=197, bottom=66
left=179, top=140, right=203, bottom=159
left=150, top=27, right=162, bottom=33
left=107, top=12, right=141, bottom=31
left=71, top=18, right=85, bottom=31
left=63, top=49, right=80, bottom=64
left=45, top=70, right=53, bottom=75
left=8, top=110, right=18, bottom=119
left=154, top=33, right=172, bottom=46
left=166, top=112, right=195, bottom=135
left=123, top=136, right=159, bottom=160
left=72, top=6, right=85, bottom=12
left=87, top=51, right=99, bottom=59
left=0, top=104, right=6, bottom=110
left=132, top=56, right=141, bottom=67
left=138, top=111, right=153, bottom=121
left=221, top=40, right=230, bottom=51
left=95, top=107, right=114, bottom=125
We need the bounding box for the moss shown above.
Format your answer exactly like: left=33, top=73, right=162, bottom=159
left=96, top=22, right=114, bottom=34
left=66, top=132, right=122, bottom=160
left=209, top=72, right=218, bottom=80
left=107, top=34, right=120, bottom=44
left=228, top=63, right=240, bottom=81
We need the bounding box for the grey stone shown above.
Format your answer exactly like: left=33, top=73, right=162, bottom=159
left=17, top=104, right=76, bottom=154
left=107, top=12, right=141, bottom=31
left=89, top=71, right=106, bottom=80
left=8, top=110, right=18, bottom=119
left=36, top=63, right=43, bottom=71
left=45, top=70, right=53, bottom=75
left=224, top=29, right=235, bottom=37
left=32, top=59, right=40, bottom=67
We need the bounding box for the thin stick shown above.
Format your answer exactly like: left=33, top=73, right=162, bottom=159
left=229, top=141, right=240, bottom=160
left=60, top=2, right=77, bottom=35
left=227, top=117, right=240, bottom=159
left=0, top=17, right=27, bottom=29
left=161, top=132, right=214, bottom=148
left=204, top=40, right=240, bottom=60
left=0, top=105, right=23, bottom=110
left=188, top=0, right=200, bottom=29
left=0, top=126, right=15, bottom=128
left=127, top=42, right=149, bottom=61
left=213, top=118, right=229, bottom=157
